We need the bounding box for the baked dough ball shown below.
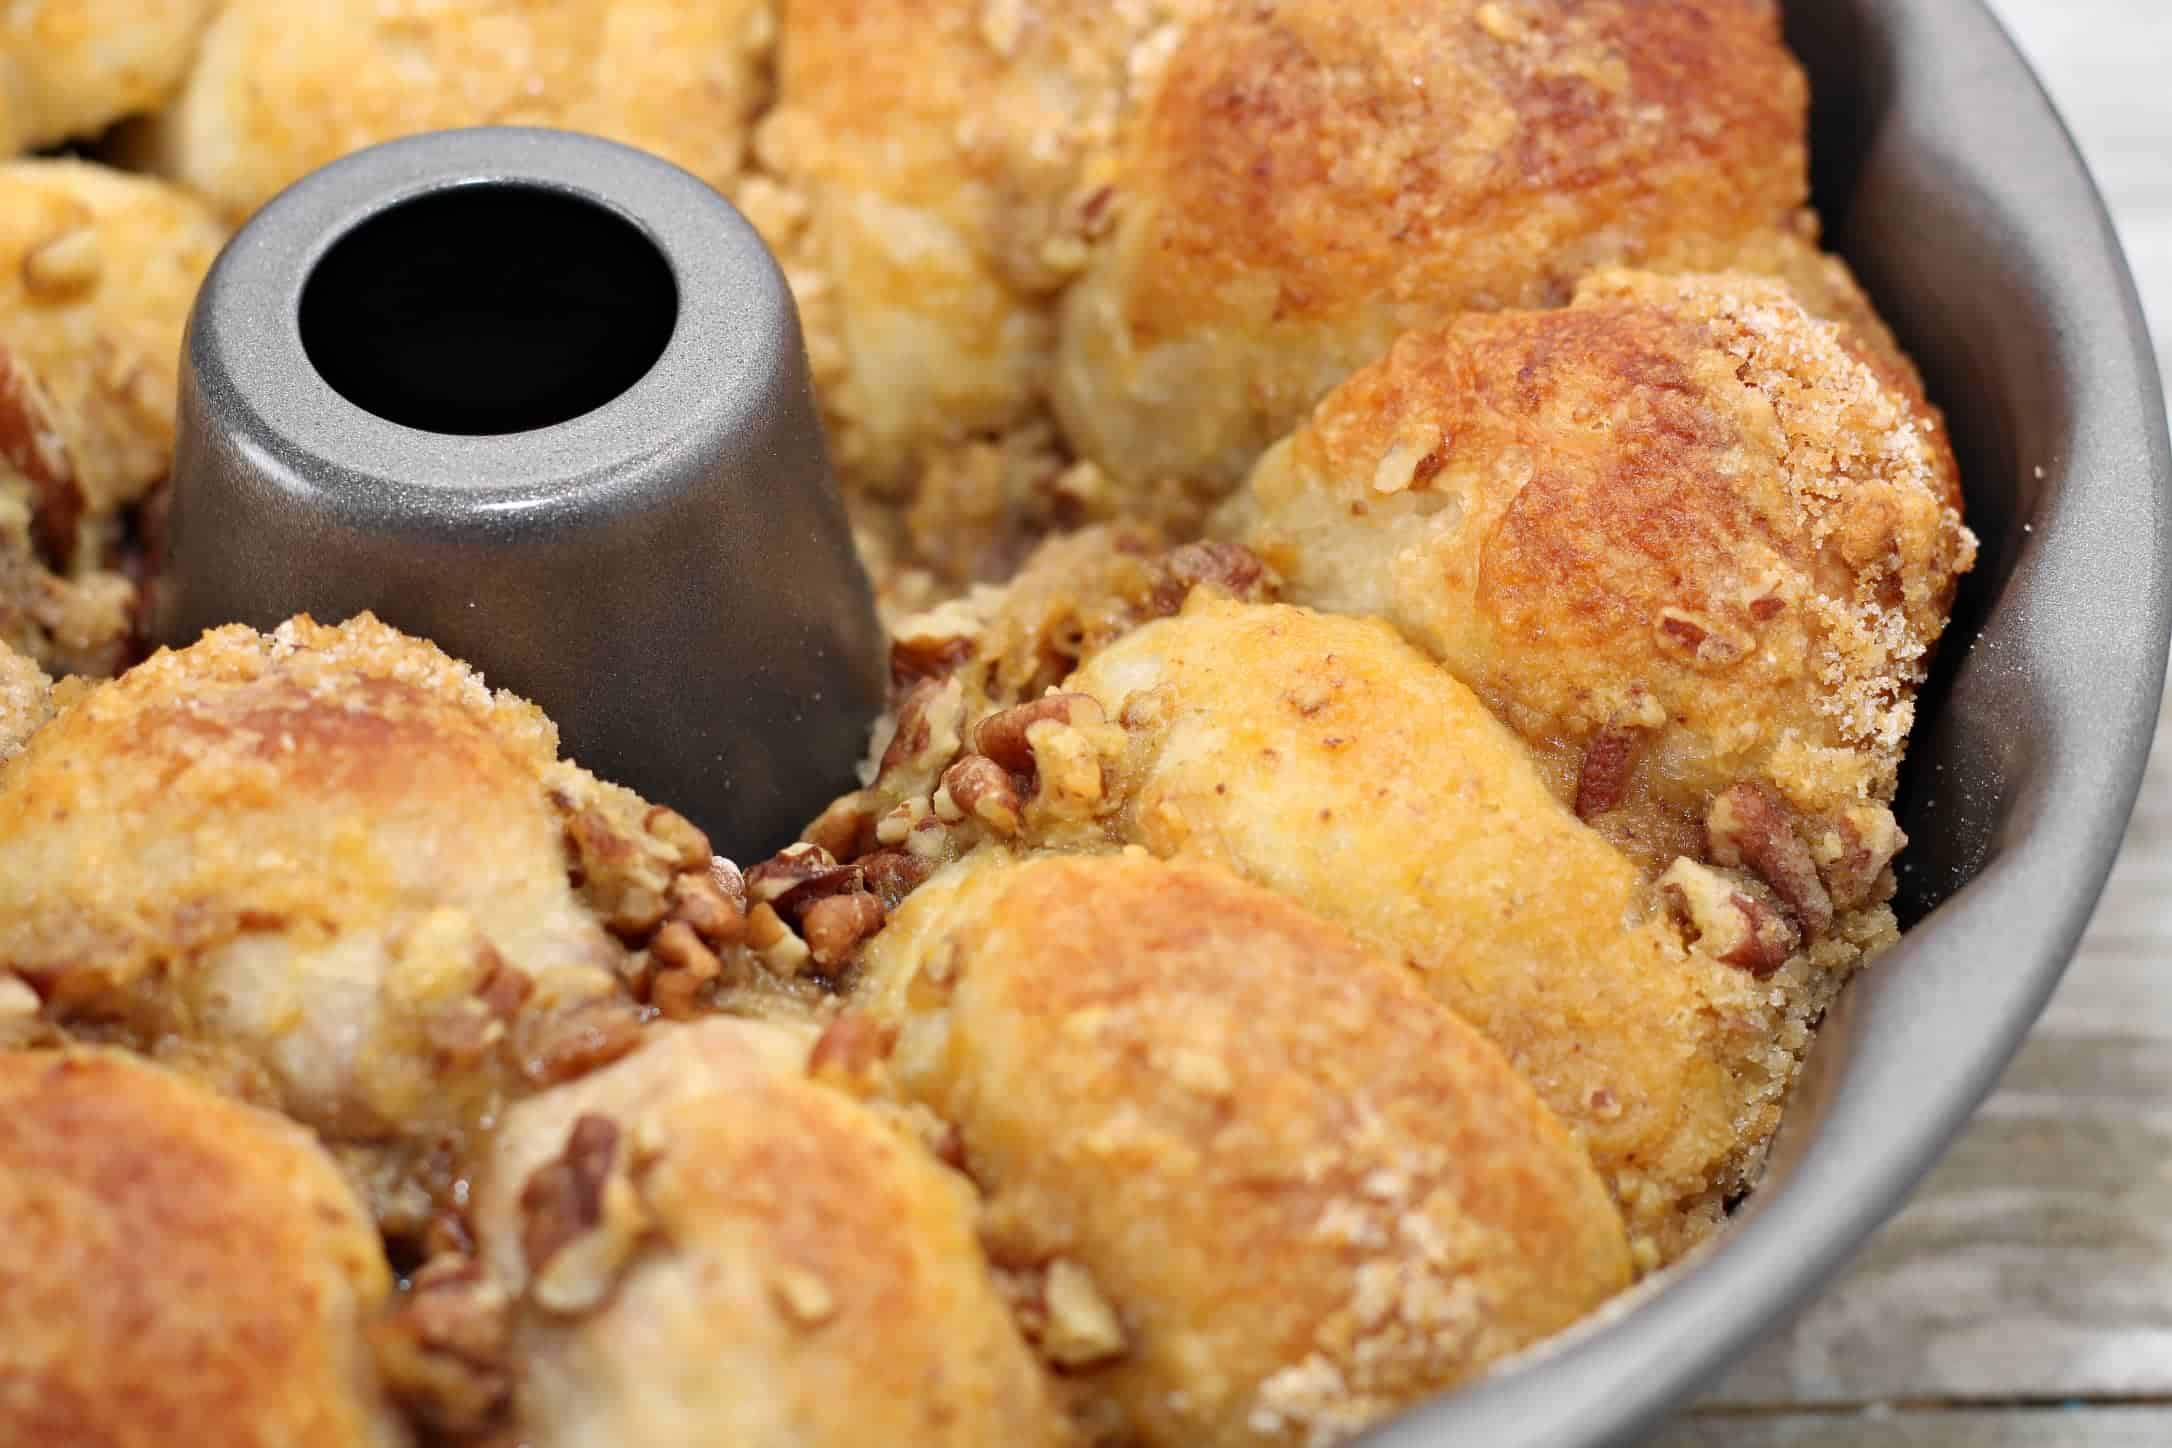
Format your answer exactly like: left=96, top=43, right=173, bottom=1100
left=134, top=0, right=776, bottom=223
left=0, top=1, right=218, bottom=155
left=0, top=613, right=734, bottom=1230
left=755, top=0, right=1194, bottom=582
left=1059, top=597, right=1893, bottom=1264
left=0, top=161, right=225, bottom=523
left=852, top=851, right=1630, bottom=1445
left=469, top=1017, right=1071, bottom=1448
left=0, top=1048, right=409, bottom=1448
left=1052, top=0, right=1818, bottom=512
left=1236, top=271, right=1975, bottom=894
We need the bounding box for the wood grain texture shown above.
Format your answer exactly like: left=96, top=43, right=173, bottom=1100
left=1658, top=1, right=2172, bottom=1440
left=1663, top=1409, right=2172, bottom=1447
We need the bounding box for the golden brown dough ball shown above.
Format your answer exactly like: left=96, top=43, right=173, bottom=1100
left=468, top=1017, right=1071, bottom=1448
left=0, top=1, right=218, bottom=154
left=851, top=850, right=1630, bottom=1445
left=755, top=0, right=1195, bottom=582
left=133, top=0, right=775, bottom=223
left=1060, top=596, right=1894, bottom=1265
left=1236, top=271, right=1975, bottom=895
left=0, top=160, right=225, bottom=522
left=1052, top=0, right=1819, bottom=512
left=0, top=1048, right=410, bottom=1448
left=0, top=613, right=730, bottom=1231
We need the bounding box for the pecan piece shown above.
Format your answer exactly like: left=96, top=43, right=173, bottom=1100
left=809, top=1014, right=898, bottom=1087
left=519, top=997, right=646, bottom=1086
left=935, top=754, right=1023, bottom=835
left=1573, top=726, right=1641, bottom=819
left=1147, top=541, right=1272, bottom=616
left=801, top=891, right=885, bottom=969
left=0, top=344, right=83, bottom=569
left=860, top=849, right=934, bottom=909
left=668, top=869, right=746, bottom=946
left=1041, top=1259, right=1128, bottom=1368
left=1814, top=804, right=1907, bottom=913
left=519, top=1116, right=620, bottom=1276
left=369, top=1254, right=512, bottom=1435
left=803, top=791, right=878, bottom=861
left=520, top=1115, right=651, bottom=1315
left=745, top=842, right=862, bottom=918
left=974, top=693, right=1104, bottom=774
left=1660, top=859, right=1800, bottom=978
left=1707, top=783, right=1834, bottom=935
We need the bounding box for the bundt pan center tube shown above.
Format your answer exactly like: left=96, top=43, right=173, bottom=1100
left=152, top=126, right=887, bottom=858
left=1365, top=1, right=2172, bottom=1441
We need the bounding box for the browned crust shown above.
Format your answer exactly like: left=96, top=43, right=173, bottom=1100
left=0, top=1049, right=401, bottom=1448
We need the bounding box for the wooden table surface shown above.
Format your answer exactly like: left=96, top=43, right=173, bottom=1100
left=1653, top=2, right=2172, bottom=1442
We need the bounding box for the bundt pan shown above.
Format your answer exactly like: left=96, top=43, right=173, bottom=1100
left=1368, top=1, right=2172, bottom=1443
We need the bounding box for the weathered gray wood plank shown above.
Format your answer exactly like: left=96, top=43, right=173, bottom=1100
left=1653, top=1408, right=2172, bottom=1448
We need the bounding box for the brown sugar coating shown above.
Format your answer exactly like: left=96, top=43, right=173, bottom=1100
left=1236, top=270, right=1975, bottom=884
left=852, top=851, right=1630, bottom=1445
left=1052, top=0, right=1831, bottom=513
left=130, top=0, right=776, bottom=223
left=0, top=613, right=739, bottom=1232
left=1055, top=597, right=1896, bottom=1265
left=0, top=1048, right=410, bottom=1448
left=467, top=1017, right=1072, bottom=1448
left=0, top=1, right=219, bottom=155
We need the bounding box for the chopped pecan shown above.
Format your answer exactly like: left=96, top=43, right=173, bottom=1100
left=801, top=891, right=886, bottom=969
left=668, top=869, right=746, bottom=946
left=1657, top=608, right=1747, bottom=666
left=890, top=631, right=976, bottom=689
left=876, top=795, right=933, bottom=844
left=860, top=849, right=934, bottom=908
left=1814, top=804, right=1907, bottom=913
left=1573, top=726, right=1641, bottom=819
left=1147, top=541, right=1272, bottom=616
left=1041, top=1259, right=1128, bottom=1368
left=935, top=754, right=1023, bottom=835
left=745, top=901, right=813, bottom=976
left=643, top=806, right=712, bottom=870
left=474, top=951, right=534, bottom=1022
left=1707, top=783, right=1834, bottom=935
left=369, top=1254, right=512, bottom=1436
left=518, top=997, right=646, bottom=1086
left=975, top=693, right=1105, bottom=774
left=1659, top=858, right=1800, bottom=978
left=519, top=1116, right=620, bottom=1276
left=710, top=857, right=748, bottom=912
left=809, top=1014, right=898, bottom=1087
left=564, top=806, right=668, bottom=936
left=648, top=921, right=725, bottom=1020
left=745, top=842, right=862, bottom=918
left=0, top=344, right=82, bottom=569
left=878, top=675, right=967, bottom=783
left=803, top=791, right=878, bottom=861
left=769, top=1265, right=838, bottom=1327
left=520, top=1115, right=652, bottom=1315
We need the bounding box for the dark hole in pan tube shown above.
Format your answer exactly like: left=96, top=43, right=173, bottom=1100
left=298, top=181, right=678, bottom=437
